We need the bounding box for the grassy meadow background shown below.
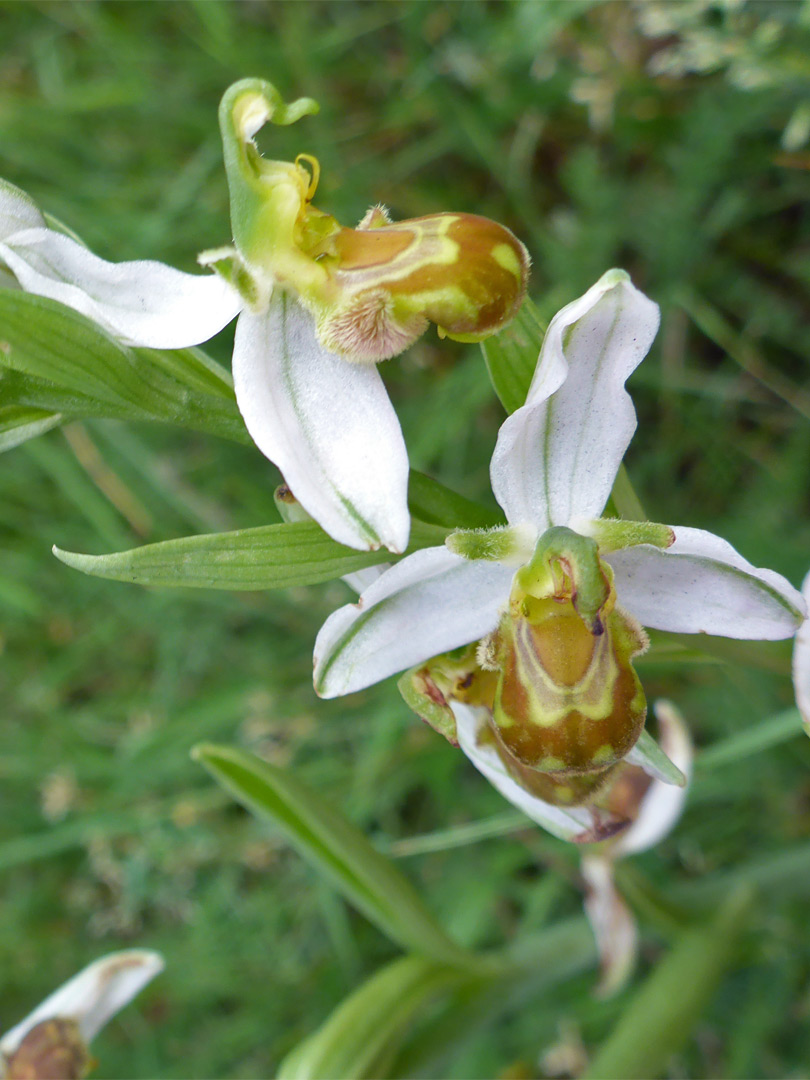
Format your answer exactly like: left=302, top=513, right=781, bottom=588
left=2, top=1, right=810, bottom=1076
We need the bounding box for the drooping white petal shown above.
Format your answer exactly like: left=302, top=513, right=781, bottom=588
left=314, top=547, right=513, bottom=697
left=581, top=854, right=638, bottom=997
left=453, top=703, right=628, bottom=844
left=234, top=294, right=411, bottom=554
left=614, top=700, right=693, bottom=857
left=607, top=526, right=806, bottom=639
left=0, top=178, right=46, bottom=240
left=792, top=571, right=810, bottom=732
left=0, top=227, right=241, bottom=347
left=490, top=270, right=660, bottom=531
left=0, top=950, right=164, bottom=1056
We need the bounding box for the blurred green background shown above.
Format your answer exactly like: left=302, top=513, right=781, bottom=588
left=2, top=1, right=810, bottom=1076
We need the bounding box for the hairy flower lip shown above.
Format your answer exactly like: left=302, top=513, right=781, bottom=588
left=310, top=212, right=530, bottom=363
left=490, top=591, right=648, bottom=794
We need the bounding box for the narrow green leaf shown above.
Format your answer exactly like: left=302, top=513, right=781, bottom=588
left=382, top=812, right=528, bottom=858
left=53, top=519, right=449, bottom=590
left=192, top=744, right=476, bottom=966
left=480, top=295, right=545, bottom=414
left=583, top=888, right=754, bottom=1080
left=407, top=470, right=504, bottom=529
left=670, top=842, right=810, bottom=910
left=677, top=286, right=810, bottom=423
left=277, top=955, right=468, bottom=1080
left=0, top=404, right=62, bottom=451
left=0, top=290, right=249, bottom=444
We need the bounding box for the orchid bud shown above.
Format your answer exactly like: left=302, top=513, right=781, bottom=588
left=490, top=527, right=648, bottom=805
left=214, top=78, right=529, bottom=362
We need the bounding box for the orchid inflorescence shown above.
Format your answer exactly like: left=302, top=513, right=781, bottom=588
left=1, top=73, right=809, bottom=1022
left=1, top=76, right=806, bottom=847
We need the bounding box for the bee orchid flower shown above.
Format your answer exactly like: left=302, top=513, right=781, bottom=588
left=0, top=950, right=163, bottom=1080
left=0, top=78, right=528, bottom=554
left=314, top=270, right=805, bottom=839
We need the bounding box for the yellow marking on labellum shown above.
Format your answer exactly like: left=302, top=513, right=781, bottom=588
left=5, top=1018, right=90, bottom=1080
left=491, top=241, right=524, bottom=279
left=591, top=743, right=616, bottom=765
left=537, top=755, right=566, bottom=771
left=332, top=227, right=414, bottom=271
left=331, top=214, right=461, bottom=287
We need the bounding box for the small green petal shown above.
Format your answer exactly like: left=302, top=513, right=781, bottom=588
left=445, top=524, right=533, bottom=564
left=578, top=517, right=675, bottom=554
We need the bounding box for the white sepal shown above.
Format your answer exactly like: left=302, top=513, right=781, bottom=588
left=0, top=950, right=164, bottom=1057
left=233, top=294, right=410, bottom=554
left=314, top=548, right=513, bottom=697
left=0, top=227, right=241, bottom=347
left=607, top=526, right=806, bottom=640
left=490, top=270, right=659, bottom=531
